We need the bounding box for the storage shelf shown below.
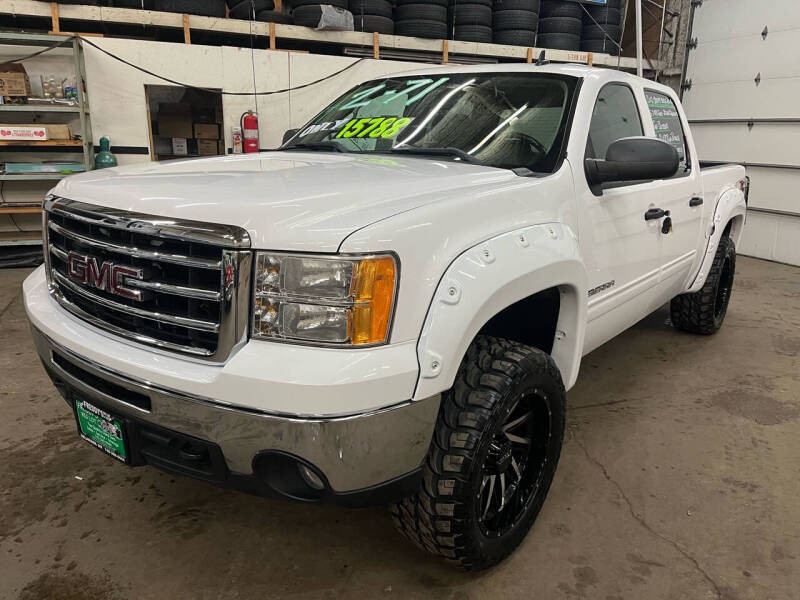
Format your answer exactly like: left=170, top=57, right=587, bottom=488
left=0, top=0, right=651, bottom=70
left=0, top=205, right=42, bottom=214
left=0, top=173, right=70, bottom=180
left=0, top=104, right=82, bottom=113
left=0, top=230, right=42, bottom=246
left=0, top=139, right=83, bottom=147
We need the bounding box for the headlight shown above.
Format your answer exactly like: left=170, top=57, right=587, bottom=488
left=252, top=252, right=398, bottom=346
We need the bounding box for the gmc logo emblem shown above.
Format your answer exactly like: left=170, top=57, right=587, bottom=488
left=67, top=251, right=145, bottom=301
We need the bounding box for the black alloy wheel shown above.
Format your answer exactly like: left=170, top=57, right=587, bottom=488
left=476, top=389, right=551, bottom=538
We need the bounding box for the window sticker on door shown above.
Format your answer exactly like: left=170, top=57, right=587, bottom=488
left=645, top=91, right=687, bottom=170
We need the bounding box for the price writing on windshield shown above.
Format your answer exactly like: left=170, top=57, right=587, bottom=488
left=335, top=117, right=414, bottom=139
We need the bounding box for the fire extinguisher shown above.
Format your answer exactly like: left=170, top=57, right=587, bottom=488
left=241, top=111, right=259, bottom=153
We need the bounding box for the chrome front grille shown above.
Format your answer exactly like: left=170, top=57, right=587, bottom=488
left=44, top=197, right=251, bottom=362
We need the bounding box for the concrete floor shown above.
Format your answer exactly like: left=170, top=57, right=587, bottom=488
left=1, top=256, right=798, bottom=600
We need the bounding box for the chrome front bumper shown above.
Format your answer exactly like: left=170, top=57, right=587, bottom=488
left=32, top=327, right=440, bottom=498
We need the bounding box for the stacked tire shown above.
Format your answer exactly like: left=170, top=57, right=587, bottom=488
left=492, top=0, right=538, bottom=47
left=146, top=0, right=227, bottom=16
left=292, top=0, right=348, bottom=27
left=536, top=0, right=581, bottom=50
left=350, top=0, right=394, bottom=33
left=226, top=0, right=276, bottom=19
left=449, top=0, right=493, bottom=43
left=394, top=0, right=448, bottom=39
left=581, top=0, right=624, bottom=55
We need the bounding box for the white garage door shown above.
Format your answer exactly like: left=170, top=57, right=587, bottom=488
left=682, top=1, right=800, bottom=266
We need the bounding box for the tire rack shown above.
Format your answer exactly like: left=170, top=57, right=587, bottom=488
left=2, top=0, right=654, bottom=68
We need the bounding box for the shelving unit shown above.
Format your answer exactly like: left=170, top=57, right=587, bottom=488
left=0, top=33, right=92, bottom=243
left=0, top=104, right=83, bottom=113
left=0, top=231, right=42, bottom=246
left=0, top=174, right=67, bottom=181
left=0, top=140, right=84, bottom=148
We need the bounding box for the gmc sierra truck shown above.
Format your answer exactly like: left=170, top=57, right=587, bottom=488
left=24, top=64, right=747, bottom=570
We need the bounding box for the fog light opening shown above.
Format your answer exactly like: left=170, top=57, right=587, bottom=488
left=252, top=452, right=330, bottom=501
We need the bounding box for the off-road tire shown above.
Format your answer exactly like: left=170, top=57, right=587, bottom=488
left=390, top=336, right=566, bottom=571
left=671, top=236, right=736, bottom=335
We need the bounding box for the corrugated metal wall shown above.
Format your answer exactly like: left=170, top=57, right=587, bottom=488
left=682, top=1, right=800, bottom=266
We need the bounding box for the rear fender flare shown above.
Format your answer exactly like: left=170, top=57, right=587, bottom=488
left=686, top=187, right=746, bottom=293
left=414, top=223, right=588, bottom=399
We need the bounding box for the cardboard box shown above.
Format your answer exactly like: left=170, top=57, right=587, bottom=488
left=0, top=123, right=71, bottom=141
left=171, top=137, right=188, bottom=156
left=158, top=103, right=193, bottom=138
left=0, top=125, right=48, bottom=141
left=197, top=139, right=218, bottom=156
left=194, top=123, right=220, bottom=139
left=0, top=64, right=31, bottom=97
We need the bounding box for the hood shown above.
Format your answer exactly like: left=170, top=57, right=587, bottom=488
left=54, top=152, right=515, bottom=252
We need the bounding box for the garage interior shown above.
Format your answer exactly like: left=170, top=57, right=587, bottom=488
left=1, top=0, right=799, bottom=598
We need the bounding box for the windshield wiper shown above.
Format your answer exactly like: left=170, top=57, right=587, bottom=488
left=283, top=141, right=345, bottom=153
left=389, top=146, right=485, bottom=165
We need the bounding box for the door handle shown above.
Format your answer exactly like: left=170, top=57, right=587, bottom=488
left=689, top=197, right=704, bottom=207
left=644, top=208, right=667, bottom=221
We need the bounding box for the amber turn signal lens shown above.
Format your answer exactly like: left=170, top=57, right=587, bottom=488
left=352, top=257, right=396, bottom=345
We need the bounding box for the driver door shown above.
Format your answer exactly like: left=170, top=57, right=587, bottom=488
left=577, top=82, right=665, bottom=354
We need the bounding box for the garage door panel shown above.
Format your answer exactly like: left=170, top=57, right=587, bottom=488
left=693, top=3, right=800, bottom=41
left=692, top=123, right=800, bottom=165
left=744, top=167, right=800, bottom=216
left=682, top=77, right=800, bottom=120
left=687, top=31, right=800, bottom=84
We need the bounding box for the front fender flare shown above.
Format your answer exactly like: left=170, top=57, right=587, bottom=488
left=414, top=223, right=588, bottom=400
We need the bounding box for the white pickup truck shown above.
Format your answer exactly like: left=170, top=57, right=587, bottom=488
left=24, top=64, right=747, bottom=570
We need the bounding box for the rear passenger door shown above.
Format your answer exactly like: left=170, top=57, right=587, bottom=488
left=643, top=89, right=704, bottom=292
left=577, top=82, right=666, bottom=354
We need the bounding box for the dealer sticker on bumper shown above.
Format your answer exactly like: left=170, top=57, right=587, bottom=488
left=75, top=399, right=127, bottom=463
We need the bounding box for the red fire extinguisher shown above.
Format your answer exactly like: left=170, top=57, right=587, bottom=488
left=241, top=111, right=259, bottom=153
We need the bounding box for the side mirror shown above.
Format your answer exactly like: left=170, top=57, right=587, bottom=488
left=585, top=137, right=679, bottom=186
left=282, top=128, right=299, bottom=145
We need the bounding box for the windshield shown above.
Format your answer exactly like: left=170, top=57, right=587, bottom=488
left=283, top=73, right=578, bottom=173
